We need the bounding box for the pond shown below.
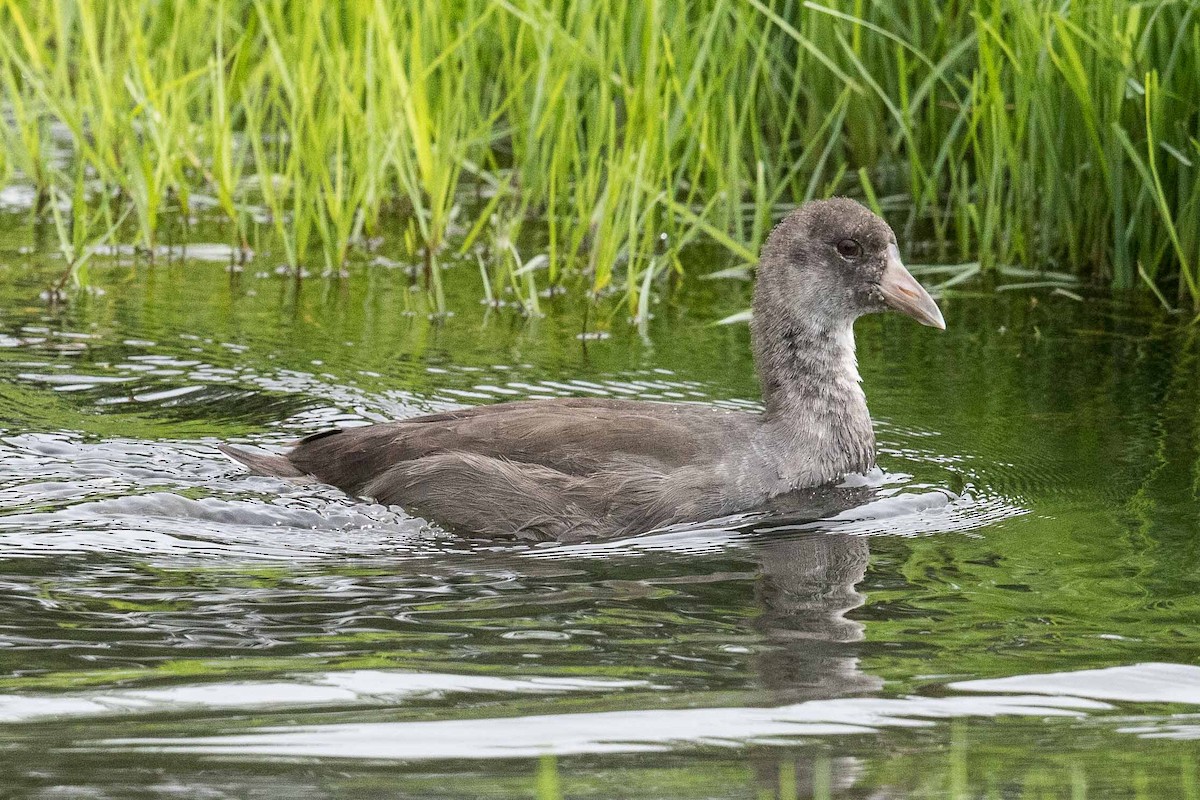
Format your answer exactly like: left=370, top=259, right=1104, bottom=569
left=1, top=218, right=1199, bottom=798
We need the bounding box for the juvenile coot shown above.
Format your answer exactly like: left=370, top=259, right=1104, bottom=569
left=221, top=198, right=944, bottom=540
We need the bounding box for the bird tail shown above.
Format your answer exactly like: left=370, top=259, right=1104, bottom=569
left=218, top=444, right=305, bottom=478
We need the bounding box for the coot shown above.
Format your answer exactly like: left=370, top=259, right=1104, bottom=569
left=221, top=198, right=944, bottom=540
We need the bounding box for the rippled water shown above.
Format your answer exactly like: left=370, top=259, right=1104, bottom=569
left=2, top=231, right=1199, bottom=798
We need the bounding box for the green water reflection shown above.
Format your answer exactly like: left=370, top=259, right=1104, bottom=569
left=0, top=228, right=1198, bottom=798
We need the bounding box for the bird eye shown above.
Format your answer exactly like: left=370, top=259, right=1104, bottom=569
left=836, top=239, right=863, bottom=259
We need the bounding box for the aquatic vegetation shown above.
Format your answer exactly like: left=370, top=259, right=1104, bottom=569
left=0, top=0, right=1197, bottom=311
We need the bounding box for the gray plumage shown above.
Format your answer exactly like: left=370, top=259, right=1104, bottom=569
left=220, top=198, right=944, bottom=541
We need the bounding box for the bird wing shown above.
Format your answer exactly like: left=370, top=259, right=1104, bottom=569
left=284, top=398, right=742, bottom=496
left=362, top=451, right=606, bottom=540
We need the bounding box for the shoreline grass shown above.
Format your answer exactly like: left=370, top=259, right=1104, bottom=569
left=1, top=0, right=1197, bottom=312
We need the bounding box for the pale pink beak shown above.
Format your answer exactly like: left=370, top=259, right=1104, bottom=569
left=879, top=244, right=945, bottom=330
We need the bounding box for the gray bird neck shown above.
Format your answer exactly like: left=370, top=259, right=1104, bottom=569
left=750, top=313, right=876, bottom=488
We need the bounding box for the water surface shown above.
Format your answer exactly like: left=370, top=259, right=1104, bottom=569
left=1, top=226, right=1199, bottom=798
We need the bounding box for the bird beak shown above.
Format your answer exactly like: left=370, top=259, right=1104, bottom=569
left=879, top=244, right=945, bottom=330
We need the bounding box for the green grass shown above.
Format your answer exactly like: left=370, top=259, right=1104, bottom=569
left=1, top=0, right=1198, bottom=312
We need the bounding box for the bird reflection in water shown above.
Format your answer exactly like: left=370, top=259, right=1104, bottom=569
left=743, top=502, right=882, bottom=797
